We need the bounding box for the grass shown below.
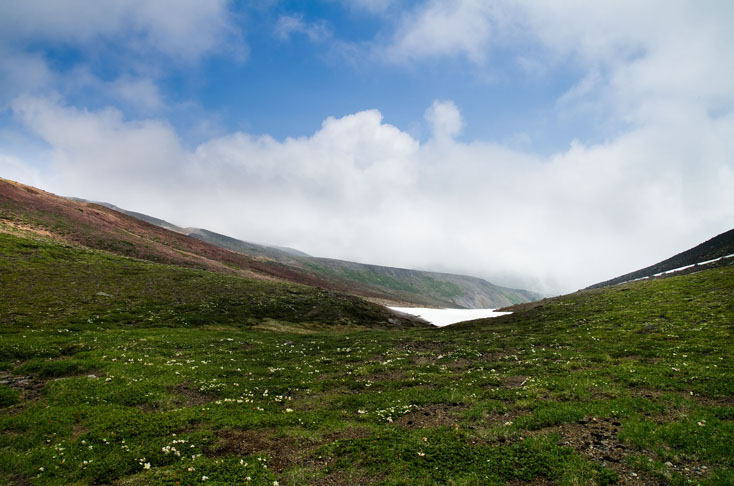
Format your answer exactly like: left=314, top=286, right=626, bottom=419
left=0, top=232, right=417, bottom=332
left=1, top=229, right=732, bottom=485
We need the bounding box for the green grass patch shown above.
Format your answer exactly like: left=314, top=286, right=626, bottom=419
left=0, top=230, right=732, bottom=485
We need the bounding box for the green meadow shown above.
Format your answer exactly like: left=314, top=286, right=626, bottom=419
left=1, top=231, right=732, bottom=485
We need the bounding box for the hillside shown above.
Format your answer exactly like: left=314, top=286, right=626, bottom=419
left=1, top=235, right=731, bottom=485
left=187, top=228, right=309, bottom=259
left=588, top=228, right=734, bottom=289
left=64, top=187, right=540, bottom=308
left=1, top=178, right=523, bottom=307
left=298, top=257, right=538, bottom=308
left=0, top=229, right=427, bottom=331
left=75, top=199, right=309, bottom=260
left=0, top=179, right=327, bottom=287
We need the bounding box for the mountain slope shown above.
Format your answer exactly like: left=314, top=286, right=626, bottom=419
left=63, top=188, right=540, bottom=308
left=186, top=228, right=309, bottom=259
left=1, top=179, right=539, bottom=308
left=0, top=179, right=326, bottom=286
left=2, top=230, right=732, bottom=485
left=588, top=228, right=734, bottom=289
left=75, top=199, right=309, bottom=259
left=297, top=257, right=538, bottom=308
left=0, top=230, right=428, bottom=330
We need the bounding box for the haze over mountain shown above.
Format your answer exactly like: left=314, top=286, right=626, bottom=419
left=2, top=2, right=733, bottom=295
left=3, top=179, right=538, bottom=308
left=2, top=4, right=734, bottom=484
left=82, top=198, right=539, bottom=308
left=588, top=228, right=734, bottom=289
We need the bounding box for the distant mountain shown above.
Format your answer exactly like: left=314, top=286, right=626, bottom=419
left=1, top=179, right=539, bottom=308
left=295, top=257, right=539, bottom=308
left=67, top=198, right=188, bottom=233
left=186, top=228, right=310, bottom=259
left=588, top=228, right=734, bottom=289
left=72, top=199, right=309, bottom=260
left=77, top=203, right=539, bottom=308
left=63, top=189, right=540, bottom=308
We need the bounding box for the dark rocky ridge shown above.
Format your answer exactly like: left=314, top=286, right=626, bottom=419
left=588, top=227, right=734, bottom=289
left=2, top=178, right=540, bottom=309
left=69, top=193, right=540, bottom=308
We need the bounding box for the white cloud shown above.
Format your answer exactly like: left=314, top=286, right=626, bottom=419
left=0, top=0, right=238, bottom=61
left=384, top=0, right=508, bottom=63
left=275, top=15, right=331, bottom=43
left=0, top=48, right=55, bottom=102
left=0, top=0, right=241, bottom=111
left=10, top=96, right=734, bottom=295
left=4, top=2, right=734, bottom=296
left=11, top=96, right=189, bottom=204
left=49, top=67, right=165, bottom=112
left=0, top=152, right=43, bottom=188
left=376, top=1, right=734, bottom=123
left=107, top=78, right=165, bottom=112
left=344, top=0, right=396, bottom=14
left=516, top=1, right=734, bottom=121
left=424, top=100, right=462, bottom=140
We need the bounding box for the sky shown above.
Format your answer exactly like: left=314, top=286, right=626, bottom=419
left=1, top=0, right=733, bottom=295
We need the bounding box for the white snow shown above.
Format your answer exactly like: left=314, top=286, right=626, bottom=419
left=654, top=263, right=696, bottom=277
left=389, top=307, right=511, bottom=327
left=698, top=253, right=734, bottom=266
left=621, top=253, right=734, bottom=285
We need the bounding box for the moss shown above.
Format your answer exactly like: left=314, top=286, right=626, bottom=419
left=0, top=230, right=732, bottom=485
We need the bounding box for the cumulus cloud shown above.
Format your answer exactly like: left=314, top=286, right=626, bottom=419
left=107, top=78, right=165, bottom=112
left=0, top=49, right=55, bottom=101
left=516, top=2, right=734, bottom=122
left=384, top=0, right=505, bottom=63
left=275, top=15, right=331, bottom=43
left=0, top=0, right=237, bottom=61
left=0, top=0, right=241, bottom=110
left=4, top=2, right=734, bottom=296
left=424, top=100, right=462, bottom=140
left=0, top=152, right=43, bottom=188
left=11, top=96, right=190, bottom=209
left=10, top=95, right=734, bottom=295
left=346, top=0, right=396, bottom=14
left=379, top=1, right=734, bottom=118
left=49, top=68, right=166, bottom=112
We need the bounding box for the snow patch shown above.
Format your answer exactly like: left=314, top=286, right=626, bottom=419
left=389, top=307, right=510, bottom=327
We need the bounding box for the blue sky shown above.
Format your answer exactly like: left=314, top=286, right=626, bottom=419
left=1, top=1, right=733, bottom=294
left=2, top=0, right=592, bottom=149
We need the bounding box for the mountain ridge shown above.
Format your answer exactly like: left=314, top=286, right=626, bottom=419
left=587, top=227, right=734, bottom=289
left=66, top=192, right=540, bottom=308
left=1, top=178, right=539, bottom=308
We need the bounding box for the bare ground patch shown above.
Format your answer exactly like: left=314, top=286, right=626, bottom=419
left=206, top=428, right=302, bottom=472
left=310, top=469, right=381, bottom=486
left=206, top=426, right=371, bottom=475
left=446, top=358, right=473, bottom=370
left=503, top=375, right=529, bottom=388
left=362, top=369, right=405, bottom=382
left=396, top=340, right=448, bottom=353
left=532, top=417, right=710, bottom=485
left=411, top=355, right=438, bottom=365
left=0, top=373, right=45, bottom=401
left=396, top=403, right=468, bottom=429
left=482, top=351, right=510, bottom=362
left=168, top=381, right=211, bottom=407
left=631, top=387, right=734, bottom=408
left=325, top=427, right=371, bottom=442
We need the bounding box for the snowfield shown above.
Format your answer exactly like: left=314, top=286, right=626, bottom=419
left=388, top=307, right=511, bottom=327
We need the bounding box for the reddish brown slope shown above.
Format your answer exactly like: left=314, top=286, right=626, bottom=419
left=0, top=178, right=390, bottom=299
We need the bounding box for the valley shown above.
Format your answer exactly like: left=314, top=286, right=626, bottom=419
left=1, top=180, right=732, bottom=485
